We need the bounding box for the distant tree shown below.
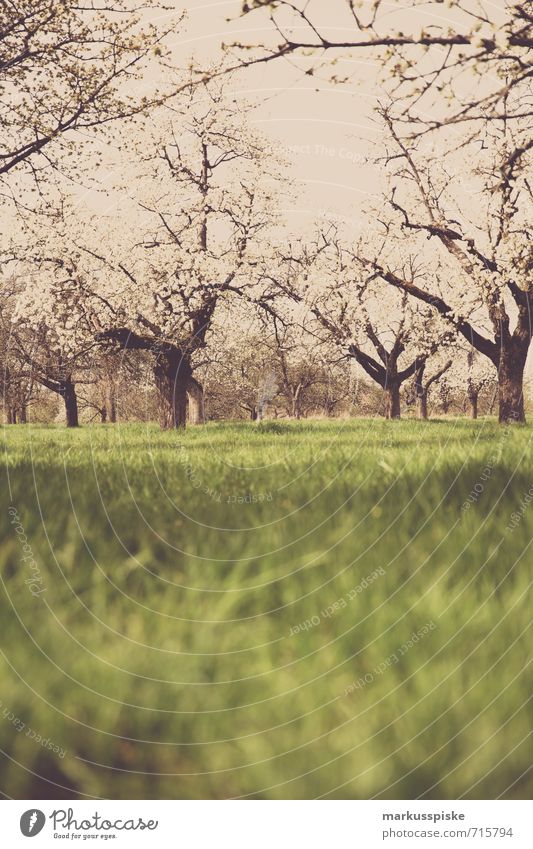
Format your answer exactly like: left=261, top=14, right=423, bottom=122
left=0, top=278, right=34, bottom=422
left=270, top=234, right=451, bottom=418
left=433, top=347, right=496, bottom=419
left=261, top=314, right=337, bottom=419
left=309, top=360, right=353, bottom=418
left=198, top=316, right=291, bottom=422
left=76, top=350, right=143, bottom=423
left=8, top=265, right=98, bottom=426
left=411, top=354, right=453, bottom=420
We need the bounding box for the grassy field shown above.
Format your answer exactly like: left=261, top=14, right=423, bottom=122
left=0, top=419, right=531, bottom=800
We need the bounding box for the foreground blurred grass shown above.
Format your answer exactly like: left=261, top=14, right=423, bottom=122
left=0, top=419, right=531, bottom=799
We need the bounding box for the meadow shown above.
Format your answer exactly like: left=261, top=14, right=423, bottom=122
left=0, top=419, right=531, bottom=799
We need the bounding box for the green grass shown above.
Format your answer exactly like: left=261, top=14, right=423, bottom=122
left=0, top=419, right=531, bottom=799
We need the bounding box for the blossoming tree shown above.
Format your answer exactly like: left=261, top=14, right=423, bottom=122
left=7, top=260, right=99, bottom=426
left=0, top=0, right=182, bottom=206
left=356, top=113, right=532, bottom=423
left=67, top=80, right=284, bottom=428
left=267, top=234, right=453, bottom=418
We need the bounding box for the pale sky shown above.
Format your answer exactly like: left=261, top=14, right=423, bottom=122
left=169, top=0, right=387, bottom=233
left=163, top=1, right=506, bottom=234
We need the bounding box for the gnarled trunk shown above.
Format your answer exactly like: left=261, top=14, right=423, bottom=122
left=187, top=377, right=205, bottom=425
left=154, top=348, right=191, bottom=430
left=498, top=344, right=527, bottom=424
left=384, top=383, right=401, bottom=419
left=61, top=378, right=79, bottom=428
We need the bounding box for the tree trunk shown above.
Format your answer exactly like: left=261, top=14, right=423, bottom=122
left=290, top=383, right=304, bottom=419
left=384, top=384, right=401, bottom=419
left=441, top=395, right=452, bottom=414
left=19, top=403, right=27, bottom=424
left=413, top=360, right=427, bottom=421
left=291, top=396, right=302, bottom=420
left=100, top=405, right=108, bottom=424
left=154, top=348, right=191, bottom=430
left=105, top=381, right=117, bottom=423
left=498, top=345, right=527, bottom=424
left=62, top=378, right=79, bottom=428
left=417, top=390, right=428, bottom=421
left=468, top=391, right=479, bottom=420
left=187, top=377, right=205, bottom=425
left=488, top=385, right=498, bottom=416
